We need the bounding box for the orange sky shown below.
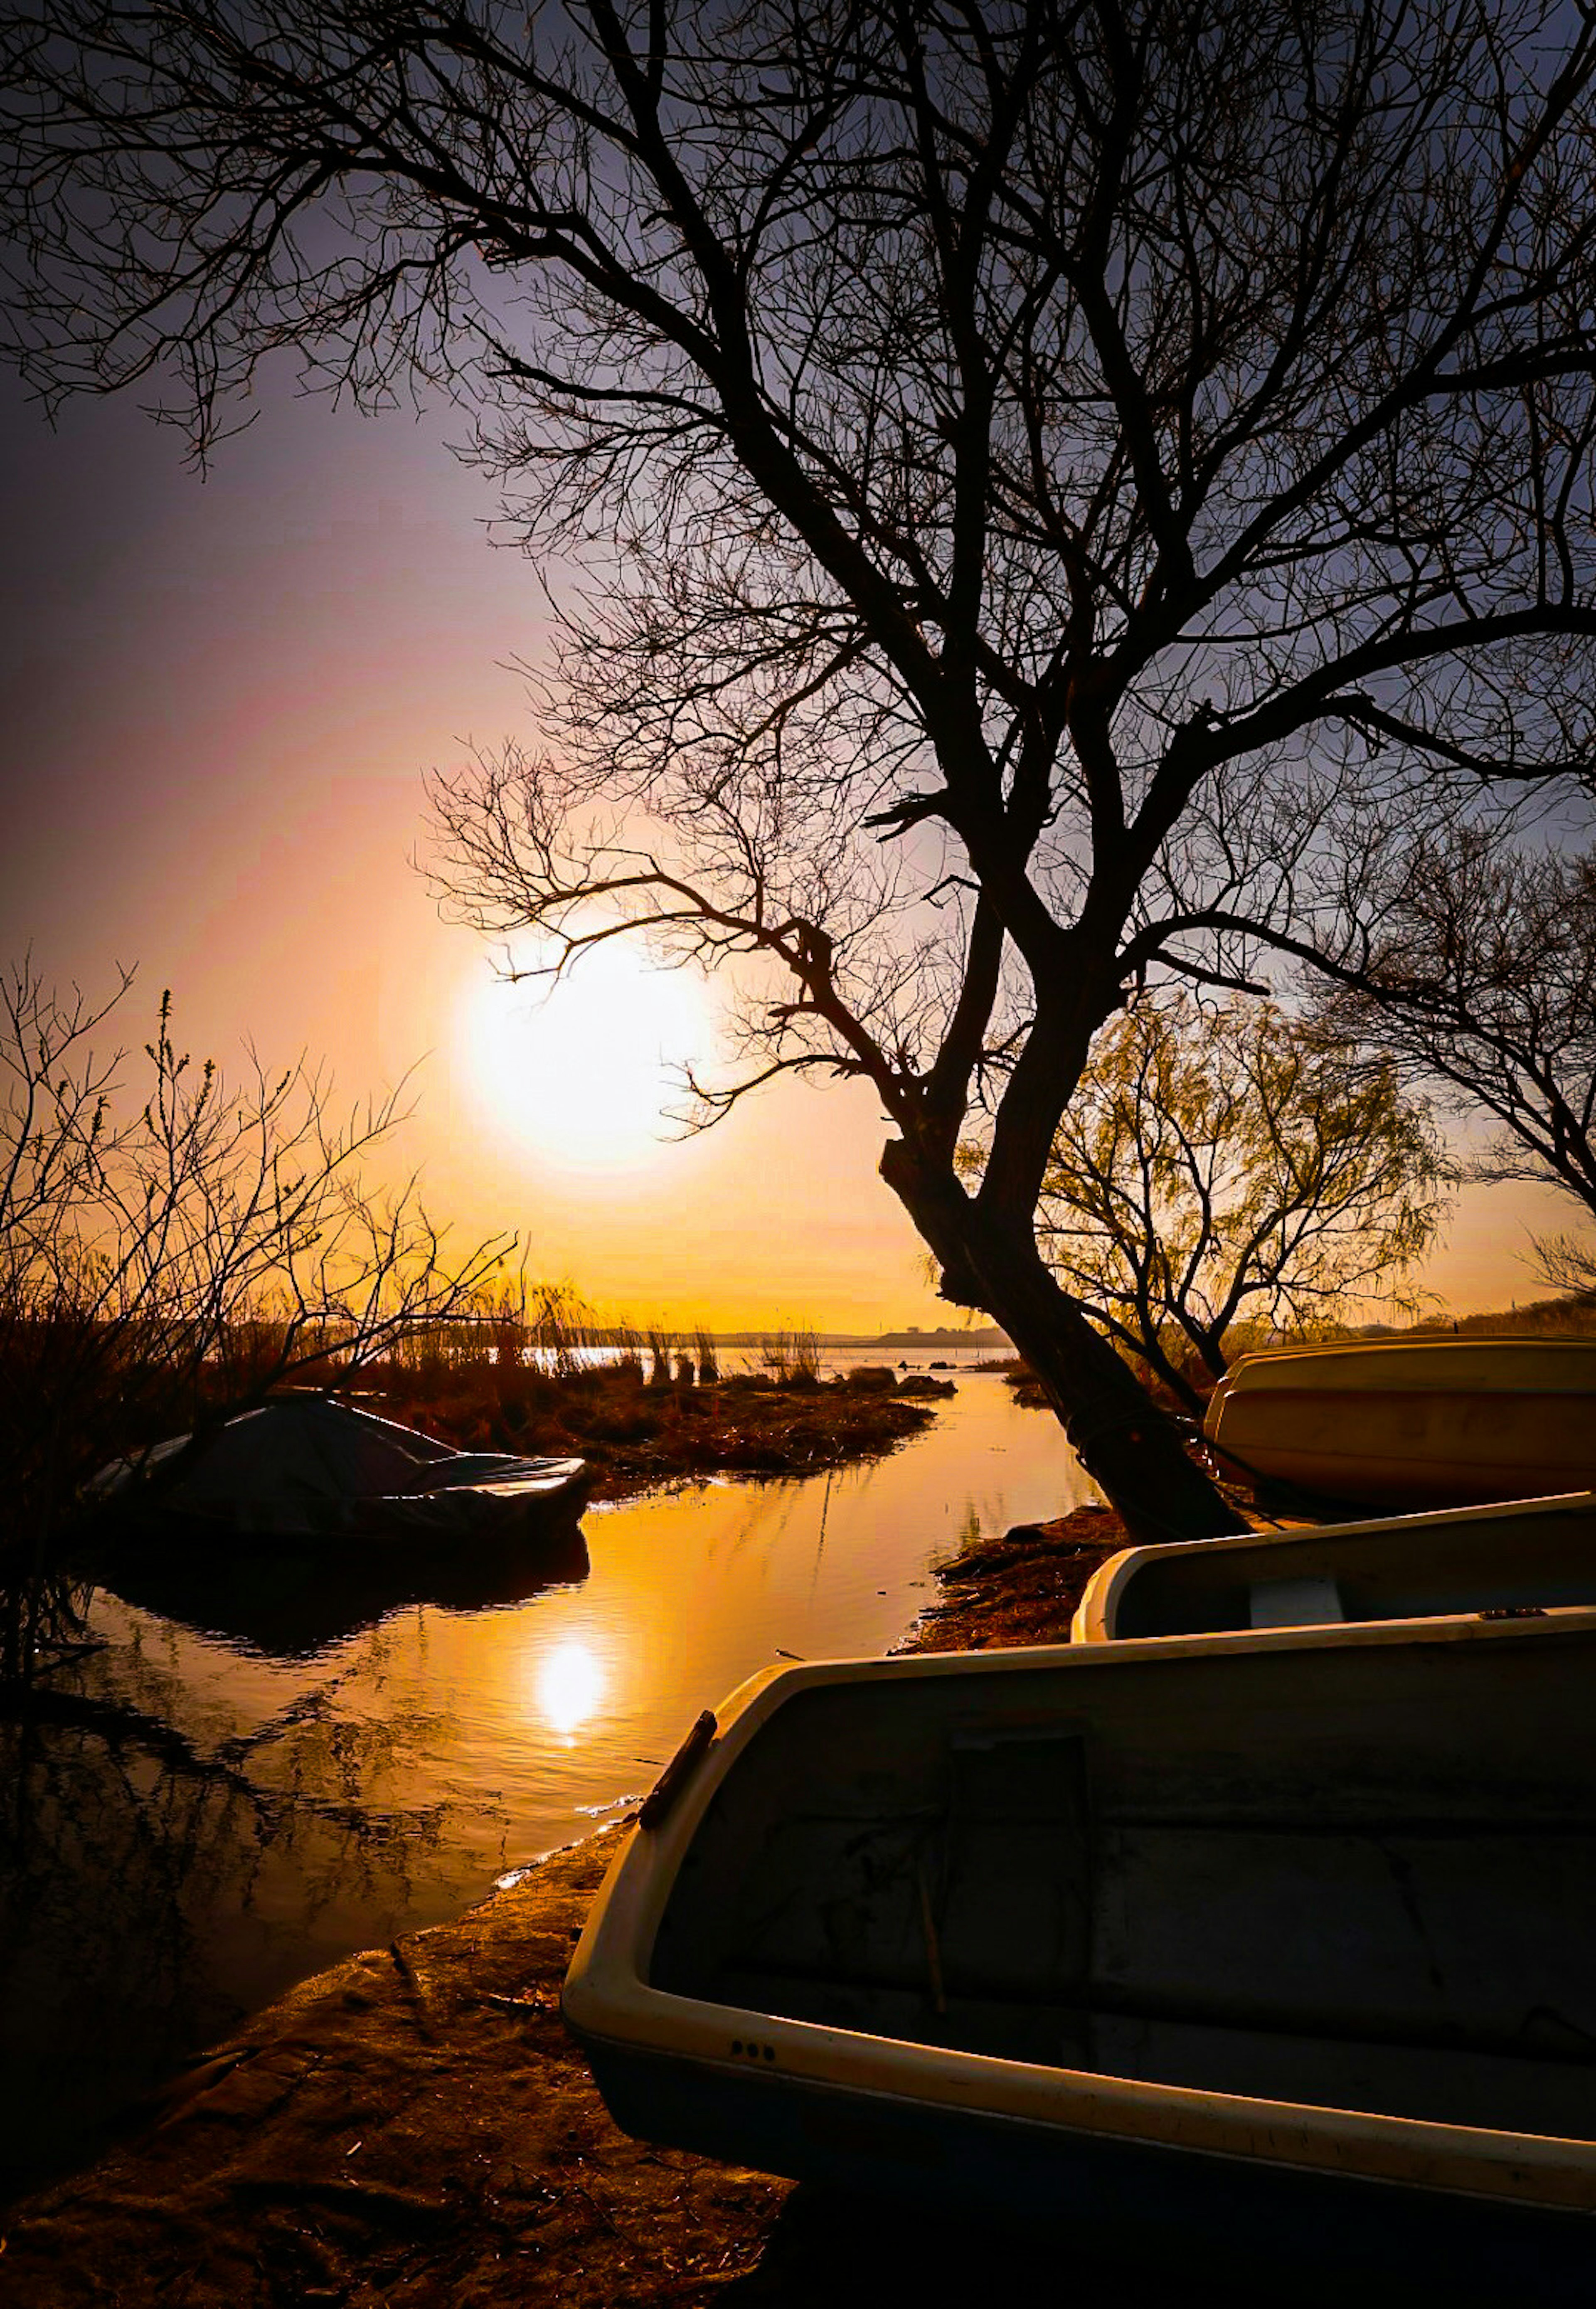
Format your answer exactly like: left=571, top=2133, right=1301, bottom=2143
left=0, top=377, right=1577, bottom=1331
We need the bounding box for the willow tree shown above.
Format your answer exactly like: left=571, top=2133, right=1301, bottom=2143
left=1032, top=994, right=1448, bottom=1412
left=9, top=2, right=1596, bottom=1539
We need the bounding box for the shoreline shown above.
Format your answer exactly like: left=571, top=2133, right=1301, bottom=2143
left=348, top=1368, right=950, bottom=1503
left=1, top=1508, right=1124, bottom=2306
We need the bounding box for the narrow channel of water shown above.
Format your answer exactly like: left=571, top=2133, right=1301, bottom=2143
left=0, top=1372, right=1095, bottom=2198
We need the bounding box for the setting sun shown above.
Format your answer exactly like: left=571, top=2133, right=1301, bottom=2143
left=461, top=943, right=714, bottom=1174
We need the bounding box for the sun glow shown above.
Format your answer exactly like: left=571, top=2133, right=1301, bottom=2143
left=461, top=944, right=713, bottom=1173
left=534, top=1639, right=608, bottom=1742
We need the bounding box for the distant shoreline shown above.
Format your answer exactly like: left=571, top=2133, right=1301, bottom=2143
left=710, top=1327, right=1011, bottom=1349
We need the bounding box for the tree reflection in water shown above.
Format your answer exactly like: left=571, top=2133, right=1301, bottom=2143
left=0, top=1528, right=589, bottom=2203
left=101, top=1518, right=590, bottom=1657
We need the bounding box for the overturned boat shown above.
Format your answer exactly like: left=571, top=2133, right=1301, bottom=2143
left=1072, top=1490, right=1596, bottom=1644
left=564, top=1617, right=1596, bottom=2277
left=93, top=1394, right=591, bottom=1547
left=1202, top=1336, right=1596, bottom=1508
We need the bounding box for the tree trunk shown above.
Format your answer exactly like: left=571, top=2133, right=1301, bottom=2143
left=881, top=1141, right=1248, bottom=1546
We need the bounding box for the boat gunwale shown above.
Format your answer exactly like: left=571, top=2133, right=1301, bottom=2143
left=563, top=1613, right=1596, bottom=2214
left=1070, top=1491, right=1596, bottom=1645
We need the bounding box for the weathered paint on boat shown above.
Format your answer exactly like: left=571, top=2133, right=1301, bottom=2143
left=1202, top=1336, right=1596, bottom=1507
left=563, top=1618, right=1596, bottom=2275
left=1072, top=1491, right=1596, bottom=1644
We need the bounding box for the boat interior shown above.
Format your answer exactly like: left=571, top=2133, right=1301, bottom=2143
left=1101, top=1496, right=1596, bottom=1639
left=648, top=1625, right=1596, bottom=2139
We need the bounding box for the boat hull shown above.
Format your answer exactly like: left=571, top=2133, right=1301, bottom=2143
left=154, top=1461, right=593, bottom=1547
left=580, top=2032, right=1596, bottom=2285
left=564, top=1621, right=1596, bottom=2254
left=1202, top=1339, right=1596, bottom=1508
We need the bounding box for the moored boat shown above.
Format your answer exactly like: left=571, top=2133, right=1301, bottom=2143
left=1202, top=1336, right=1596, bottom=1508
left=1071, top=1490, right=1596, bottom=1644
left=564, top=1616, right=1596, bottom=2279
left=92, top=1393, right=591, bottom=1548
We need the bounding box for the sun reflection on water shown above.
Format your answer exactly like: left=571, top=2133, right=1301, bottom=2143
left=534, top=1639, right=607, bottom=1743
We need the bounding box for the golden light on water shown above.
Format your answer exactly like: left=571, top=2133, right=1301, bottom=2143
left=535, top=1639, right=607, bottom=1742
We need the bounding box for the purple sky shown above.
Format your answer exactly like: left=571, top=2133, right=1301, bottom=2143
left=0, top=370, right=949, bottom=1331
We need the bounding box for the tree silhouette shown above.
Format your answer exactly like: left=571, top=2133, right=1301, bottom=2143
left=9, top=1, right=1596, bottom=1535
left=1320, top=828, right=1596, bottom=1215
left=1315, top=824, right=1596, bottom=1302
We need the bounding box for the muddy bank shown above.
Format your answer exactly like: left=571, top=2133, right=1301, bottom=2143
left=894, top=1503, right=1124, bottom=1652
left=2, top=1512, right=1135, bottom=2307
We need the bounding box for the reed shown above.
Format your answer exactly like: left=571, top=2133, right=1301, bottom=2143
left=760, top=1327, right=821, bottom=1386
left=532, top=1282, right=597, bottom=1377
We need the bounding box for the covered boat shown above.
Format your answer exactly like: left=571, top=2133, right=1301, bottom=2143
left=564, top=1617, right=1596, bottom=2278
left=1072, top=1490, right=1596, bottom=1644
left=94, top=1394, right=590, bottom=1546
left=1202, top=1336, right=1596, bottom=1507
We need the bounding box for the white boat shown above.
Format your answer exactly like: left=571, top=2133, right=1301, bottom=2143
left=1071, top=1491, right=1596, bottom=1644
left=564, top=1616, right=1596, bottom=2279
left=1202, top=1336, right=1596, bottom=1507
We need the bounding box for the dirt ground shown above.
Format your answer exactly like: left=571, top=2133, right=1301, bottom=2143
left=892, top=1504, right=1122, bottom=1652
left=0, top=1510, right=1149, bottom=2308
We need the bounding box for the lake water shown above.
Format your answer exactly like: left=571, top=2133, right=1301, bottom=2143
left=1, top=1370, right=1095, bottom=2199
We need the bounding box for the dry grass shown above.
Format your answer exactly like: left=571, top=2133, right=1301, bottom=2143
left=13, top=1283, right=954, bottom=1543
left=351, top=1357, right=938, bottom=1498
left=759, top=1328, right=821, bottom=1385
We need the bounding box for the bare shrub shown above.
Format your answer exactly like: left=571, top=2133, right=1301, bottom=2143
left=0, top=961, right=510, bottom=1617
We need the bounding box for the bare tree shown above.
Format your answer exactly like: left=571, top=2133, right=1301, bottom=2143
left=1531, top=1234, right=1596, bottom=1303
left=1318, top=825, right=1596, bottom=1205
left=9, top=4, right=1596, bottom=1536
left=1, top=959, right=511, bottom=1615
left=1027, top=993, right=1448, bottom=1412
left=1311, top=821, right=1596, bottom=1306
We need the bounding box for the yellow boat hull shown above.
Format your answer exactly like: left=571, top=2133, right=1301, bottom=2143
left=1203, top=1338, right=1596, bottom=1508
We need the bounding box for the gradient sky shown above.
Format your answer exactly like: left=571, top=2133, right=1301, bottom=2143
left=0, top=370, right=1577, bottom=1330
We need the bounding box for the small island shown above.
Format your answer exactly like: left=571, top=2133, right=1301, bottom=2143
left=354, top=1355, right=954, bottom=1502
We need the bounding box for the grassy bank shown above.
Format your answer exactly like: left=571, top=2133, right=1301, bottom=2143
left=351, top=1360, right=951, bottom=1499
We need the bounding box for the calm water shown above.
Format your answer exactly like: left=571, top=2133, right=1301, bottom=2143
left=0, top=1371, right=1094, bottom=2197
